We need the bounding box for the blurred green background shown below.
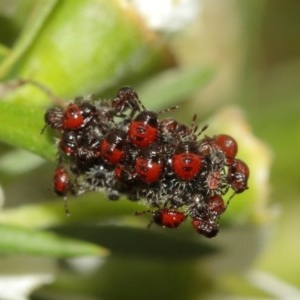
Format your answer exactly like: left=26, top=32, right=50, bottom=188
left=0, top=0, right=299, bottom=299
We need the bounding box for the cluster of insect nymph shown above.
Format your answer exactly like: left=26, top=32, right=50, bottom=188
left=44, top=86, right=249, bottom=238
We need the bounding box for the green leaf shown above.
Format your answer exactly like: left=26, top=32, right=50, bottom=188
left=0, top=44, right=10, bottom=65
left=0, top=149, right=44, bottom=175
left=0, top=194, right=145, bottom=228
left=1, top=1, right=172, bottom=105
left=0, top=101, right=56, bottom=160
left=139, top=66, right=214, bottom=110
left=0, top=0, right=58, bottom=78
left=0, top=223, right=108, bottom=257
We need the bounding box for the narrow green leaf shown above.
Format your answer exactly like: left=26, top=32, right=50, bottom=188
left=0, top=44, right=10, bottom=65
left=0, top=194, right=145, bottom=228
left=139, top=66, right=214, bottom=109
left=0, top=223, right=109, bottom=257
left=0, top=0, right=58, bottom=78
left=0, top=149, right=45, bottom=175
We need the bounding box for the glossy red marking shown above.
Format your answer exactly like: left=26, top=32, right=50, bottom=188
left=100, top=130, right=126, bottom=164
left=53, top=166, right=69, bottom=196
left=128, top=111, right=158, bottom=148
left=228, top=159, right=249, bottom=193
left=153, top=208, right=186, bottom=228
left=213, top=134, right=238, bottom=159
left=134, top=157, right=163, bottom=184
left=207, top=195, right=226, bottom=215
left=62, top=104, right=84, bottom=130
left=172, top=152, right=202, bottom=181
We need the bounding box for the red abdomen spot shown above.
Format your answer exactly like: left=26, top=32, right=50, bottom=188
left=128, top=122, right=157, bottom=148
left=62, top=104, right=84, bottom=130
left=135, top=158, right=163, bottom=184
left=100, top=139, right=124, bottom=165
left=53, top=167, right=69, bottom=196
left=153, top=209, right=186, bottom=228
left=172, top=153, right=202, bottom=181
